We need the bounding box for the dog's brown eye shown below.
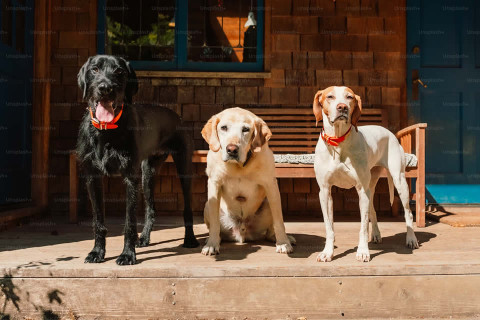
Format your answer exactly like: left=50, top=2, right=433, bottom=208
left=115, top=68, right=125, bottom=75
left=91, top=67, right=99, bottom=73
left=347, top=96, right=353, bottom=99
left=242, top=127, right=250, bottom=133
left=221, top=125, right=228, bottom=131
left=327, top=95, right=334, bottom=99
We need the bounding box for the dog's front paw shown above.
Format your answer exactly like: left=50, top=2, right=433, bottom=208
left=356, top=247, right=370, bottom=262
left=316, top=250, right=333, bottom=262
left=84, top=250, right=105, bottom=263
left=276, top=242, right=293, bottom=254
left=116, top=251, right=137, bottom=265
left=136, top=235, right=150, bottom=248
left=183, top=235, right=200, bottom=248
left=202, top=239, right=220, bottom=255
left=406, top=232, right=419, bottom=249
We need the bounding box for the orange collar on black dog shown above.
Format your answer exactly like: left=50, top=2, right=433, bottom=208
left=89, top=104, right=123, bottom=130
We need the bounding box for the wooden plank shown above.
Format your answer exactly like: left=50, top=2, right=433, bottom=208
left=140, top=71, right=271, bottom=79
left=416, top=127, right=426, bottom=227
left=249, top=108, right=384, bottom=115
left=269, top=141, right=317, bottom=146
left=270, top=147, right=315, bottom=152
left=30, top=0, right=52, bottom=212
left=69, top=152, right=78, bottom=223
left=248, top=108, right=313, bottom=115
left=261, top=115, right=383, bottom=122
left=0, top=206, right=44, bottom=224
left=271, top=128, right=321, bottom=133
left=272, top=134, right=320, bottom=139
left=3, top=276, right=480, bottom=319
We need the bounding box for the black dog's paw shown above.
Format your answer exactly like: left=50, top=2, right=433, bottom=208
left=84, top=250, right=105, bottom=263
left=183, top=236, right=200, bottom=248
left=136, top=235, right=150, bottom=248
left=116, top=251, right=136, bottom=265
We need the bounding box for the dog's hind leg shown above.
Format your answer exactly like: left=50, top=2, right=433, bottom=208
left=84, top=173, right=107, bottom=263
left=116, top=174, right=139, bottom=265
left=388, top=142, right=418, bottom=249
left=137, top=155, right=167, bottom=247
left=168, top=132, right=199, bottom=248
left=390, top=169, right=419, bottom=249
left=369, top=167, right=382, bottom=243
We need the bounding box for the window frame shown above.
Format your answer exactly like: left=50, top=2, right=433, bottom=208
left=97, top=0, right=264, bottom=71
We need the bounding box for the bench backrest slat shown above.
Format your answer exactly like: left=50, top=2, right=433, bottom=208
left=248, top=107, right=387, bottom=154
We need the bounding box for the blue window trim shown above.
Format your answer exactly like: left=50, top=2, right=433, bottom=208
left=97, top=0, right=264, bottom=72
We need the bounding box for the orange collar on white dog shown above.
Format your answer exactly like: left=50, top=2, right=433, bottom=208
left=321, top=125, right=352, bottom=146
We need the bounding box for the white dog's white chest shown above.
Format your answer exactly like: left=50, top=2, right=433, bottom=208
left=315, top=152, right=358, bottom=189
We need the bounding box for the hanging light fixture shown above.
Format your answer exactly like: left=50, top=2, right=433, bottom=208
left=245, top=0, right=256, bottom=28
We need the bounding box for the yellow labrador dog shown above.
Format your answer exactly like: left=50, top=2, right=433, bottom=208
left=313, top=86, right=419, bottom=263
left=200, top=107, right=295, bottom=255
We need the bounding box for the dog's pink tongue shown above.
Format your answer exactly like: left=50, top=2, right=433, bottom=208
left=95, top=101, right=115, bottom=122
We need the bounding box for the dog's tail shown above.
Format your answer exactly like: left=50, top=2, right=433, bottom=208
left=386, top=170, right=395, bottom=206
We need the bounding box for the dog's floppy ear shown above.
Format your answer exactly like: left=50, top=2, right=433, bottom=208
left=251, top=117, right=272, bottom=153
left=201, top=116, right=221, bottom=152
left=77, top=56, right=93, bottom=100
left=121, top=58, right=138, bottom=103
left=313, top=90, right=324, bottom=127
left=351, top=94, right=363, bottom=131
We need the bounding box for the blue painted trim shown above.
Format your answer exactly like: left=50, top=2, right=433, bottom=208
left=97, top=0, right=264, bottom=71
left=426, top=185, right=480, bottom=204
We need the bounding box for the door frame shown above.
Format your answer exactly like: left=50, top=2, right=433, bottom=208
left=0, top=0, right=52, bottom=223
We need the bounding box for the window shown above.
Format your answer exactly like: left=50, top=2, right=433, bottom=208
left=97, top=0, right=264, bottom=71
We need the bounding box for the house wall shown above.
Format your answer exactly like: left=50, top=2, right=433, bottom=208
left=47, top=0, right=407, bottom=218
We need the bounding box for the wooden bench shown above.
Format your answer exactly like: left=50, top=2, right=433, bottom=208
left=69, top=108, right=427, bottom=227
left=249, top=107, right=427, bottom=227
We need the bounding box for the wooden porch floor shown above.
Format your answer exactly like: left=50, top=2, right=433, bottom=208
left=1, top=217, right=480, bottom=319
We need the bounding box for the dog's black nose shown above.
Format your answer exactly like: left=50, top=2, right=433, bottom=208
left=98, top=83, right=113, bottom=94
left=337, top=103, right=348, bottom=112
left=226, top=144, right=239, bottom=156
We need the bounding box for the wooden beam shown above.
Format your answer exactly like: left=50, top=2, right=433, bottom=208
left=31, top=0, right=52, bottom=211
left=0, top=206, right=45, bottom=224
left=415, top=126, right=426, bottom=227
left=140, top=71, right=271, bottom=79
left=69, top=153, right=78, bottom=223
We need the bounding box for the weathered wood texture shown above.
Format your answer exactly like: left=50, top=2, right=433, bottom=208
left=1, top=220, right=480, bottom=319
left=30, top=0, right=52, bottom=212
left=2, top=276, right=480, bottom=319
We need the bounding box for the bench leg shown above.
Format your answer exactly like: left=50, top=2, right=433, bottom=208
left=392, top=196, right=400, bottom=217
left=69, top=153, right=78, bottom=224
left=416, top=177, right=425, bottom=228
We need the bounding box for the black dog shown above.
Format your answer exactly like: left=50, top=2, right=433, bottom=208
left=76, top=55, right=199, bottom=265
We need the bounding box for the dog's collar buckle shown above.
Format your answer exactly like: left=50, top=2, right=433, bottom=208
left=321, top=125, right=352, bottom=147
left=89, top=104, right=123, bottom=130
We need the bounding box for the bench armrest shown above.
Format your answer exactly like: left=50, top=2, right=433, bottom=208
left=395, top=123, right=427, bottom=139
left=396, top=124, right=427, bottom=228
left=395, top=123, right=427, bottom=156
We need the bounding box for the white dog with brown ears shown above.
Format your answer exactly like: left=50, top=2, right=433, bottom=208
left=313, top=86, right=419, bottom=263
left=200, top=107, right=295, bottom=255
